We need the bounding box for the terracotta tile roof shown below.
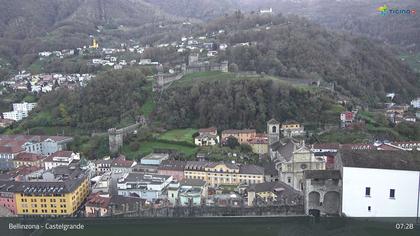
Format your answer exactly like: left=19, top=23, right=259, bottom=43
left=0, top=145, right=24, bottom=154
left=14, top=152, right=44, bottom=162
left=49, top=150, right=74, bottom=158
left=7, top=166, right=43, bottom=177
left=199, top=127, right=217, bottom=134
left=196, top=133, right=219, bottom=139
left=249, top=136, right=268, bottom=144
left=85, top=193, right=111, bottom=208
left=222, top=129, right=256, bottom=134
left=111, top=155, right=135, bottom=168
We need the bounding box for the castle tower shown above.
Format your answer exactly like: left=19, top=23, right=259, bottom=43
left=267, top=118, right=280, bottom=146
left=108, top=128, right=123, bottom=154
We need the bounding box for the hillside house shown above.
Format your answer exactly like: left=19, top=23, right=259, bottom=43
left=221, top=129, right=256, bottom=144
left=281, top=121, right=305, bottom=137
left=195, top=127, right=219, bottom=146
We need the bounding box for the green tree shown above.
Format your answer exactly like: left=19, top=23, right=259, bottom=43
left=239, top=144, right=253, bottom=153
left=225, top=136, right=239, bottom=149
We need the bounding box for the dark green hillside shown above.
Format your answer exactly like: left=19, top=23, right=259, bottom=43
left=0, top=0, right=177, bottom=67
left=237, top=0, right=420, bottom=52
left=209, top=14, right=419, bottom=103
left=157, top=76, right=341, bottom=131
left=14, top=69, right=151, bottom=132
left=144, top=0, right=238, bottom=20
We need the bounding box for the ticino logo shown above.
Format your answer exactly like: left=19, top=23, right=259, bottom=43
left=377, top=4, right=416, bottom=15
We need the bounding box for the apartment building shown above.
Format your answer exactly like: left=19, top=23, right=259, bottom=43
left=12, top=166, right=90, bottom=216
left=184, top=161, right=265, bottom=187
left=2, top=102, right=37, bottom=122
left=44, top=151, right=79, bottom=170
left=13, top=152, right=44, bottom=168
left=117, top=173, right=173, bottom=201
left=221, top=129, right=256, bottom=144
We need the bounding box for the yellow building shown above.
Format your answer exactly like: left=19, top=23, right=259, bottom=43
left=247, top=181, right=302, bottom=206
left=90, top=38, right=99, bottom=49
left=184, top=161, right=264, bottom=187
left=13, top=152, right=44, bottom=168
left=248, top=135, right=269, bottom=155
left=15, top=168, right=90, bottom=216
left=281, top=120, right=305, bottom=137
left=221, top=129, right=256, bottom=144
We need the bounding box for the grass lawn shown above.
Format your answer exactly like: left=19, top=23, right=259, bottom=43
left=122, top=140, right=198, bottom=160
left=139, top=99, right=155, bottom=116
left=176, top=72, right=319, bottom=92
left=138, top=81, right=156, bottom=116
left=318, top=130, right=372, bottom=143
left=366, top=124, right=402, bottom=140
left=175, top=71, right=269, bottom=87
left=358, top=111, right=377, bottom=125
left=158, top=128, right=197, bottom=144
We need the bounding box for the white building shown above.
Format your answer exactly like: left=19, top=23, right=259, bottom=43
left=20, top=136, right=73, bottom=156
left=139, top=59, right=152, bottom=65
left=338, top=150, right=420, bottom=217
left=39, top=51, right=52, bottom=57
left=91, top=172, right=112, bottom=194
left=259, top=8, right=273, bottom=14
left=2, top=102, right=37, bottom=121
left=44, top=151, right=80, bottom=170
left=194, top=127, right=219, bottom=146
left=219, top=44, right=228, bottom=51
left=2, top=111, right=26, bottom=121
left=117, top=173, right=173, bottom=201
left=140, top=153, right=169, bottom=165
left=110, top=155, right=136, bottom=174
left=13, top=102, right=37, bottom=112
left=411, top=98, right=420, bottom=108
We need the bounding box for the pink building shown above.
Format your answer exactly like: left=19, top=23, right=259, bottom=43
left=0, top=181, right=17, bottom=215
left=157, top=160, right=186, bottom=181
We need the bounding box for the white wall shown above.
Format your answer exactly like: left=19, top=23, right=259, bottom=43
left=342, top=167, right=420, bottom=217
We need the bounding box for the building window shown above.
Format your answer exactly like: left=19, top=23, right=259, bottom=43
left=368, top=206, right=371, bottom=212
left=390, top=189, right=395, bottom=199
left=365, top=187, right=371, bottom=197
left=287, top=177, right=291, bottom=183
left=272, top=126, right=277, bottom=133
